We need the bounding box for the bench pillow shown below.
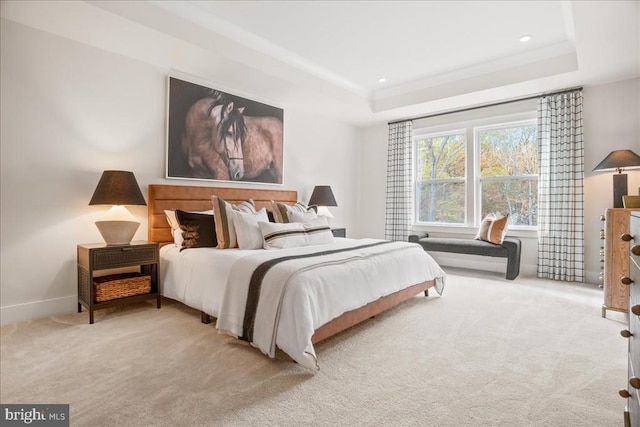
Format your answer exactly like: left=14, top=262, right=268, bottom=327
left=475, top=213, right=509, bottom=245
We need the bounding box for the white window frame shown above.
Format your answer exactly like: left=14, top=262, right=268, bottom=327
left=474, top=119, right=538, bottom=231
left=413, top=129, right=467, bottom=225
left=413, top=112, right=538, bottom=233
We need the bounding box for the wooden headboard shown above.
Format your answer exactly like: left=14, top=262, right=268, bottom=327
left=147, top=184, right=297, bottom=246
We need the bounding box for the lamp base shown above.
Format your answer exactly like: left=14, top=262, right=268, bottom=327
left=95, top=220, right=140, bottom=245
left=613, top=173, right=628, bottom=208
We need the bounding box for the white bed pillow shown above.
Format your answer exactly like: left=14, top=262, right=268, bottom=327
left=172, top=228, right=184, bottom=247
left=211, top=196, right=256, bottom=249
left=233, top=208, right=269, bottom=250
left=288, top=210, right=318, bottom=223
left=165, top=210, right=180, bottom=231
left=304, top=217, right=334, bottom=245
left=259, top=217, right=334, bottom=249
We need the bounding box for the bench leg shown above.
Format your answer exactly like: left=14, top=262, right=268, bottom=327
left=506, top=258, right=520, bottom=280
left=424, top=289, right=429, bottom=297
left=201, top=311, right=211, bottom=324
left=506, top=244, right=521, bottom=280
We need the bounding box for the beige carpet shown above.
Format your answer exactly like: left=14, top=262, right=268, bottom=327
left=0, top=268, right=627, bottom=426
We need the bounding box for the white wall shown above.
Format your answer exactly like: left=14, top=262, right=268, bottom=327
left=583, top=78, right=640, bottom=282
left=0, top=17, right=361, bottom=325
left=360, top=78, right=640, bottom=282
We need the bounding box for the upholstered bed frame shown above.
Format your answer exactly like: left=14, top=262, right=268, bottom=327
left=147, top=184, right=435, bottom=344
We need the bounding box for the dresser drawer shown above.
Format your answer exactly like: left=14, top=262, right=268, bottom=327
left=629, top=213, right=640, bottom=427
left=630, top=305, right=640, bottom=382
left=92, top=245, right=158, bottom=269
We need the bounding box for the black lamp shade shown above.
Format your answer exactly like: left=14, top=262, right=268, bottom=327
left=593, top=150, right=640, bottom=208
left=593, top=150, right=640, bottom=172
left=89, top=170, right=146, bottom=206
left=308, top=185, right=337, bottom=207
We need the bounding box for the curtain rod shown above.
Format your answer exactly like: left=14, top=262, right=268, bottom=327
left=387, top=86, right=583, bottom=125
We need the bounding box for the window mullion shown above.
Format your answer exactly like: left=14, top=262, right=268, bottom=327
left=470, top=127, right=479, bottom=227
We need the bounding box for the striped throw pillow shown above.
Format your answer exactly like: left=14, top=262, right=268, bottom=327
left=259, top=217, right=334, bottom=249
left=270, top=201, right=314, bottom=223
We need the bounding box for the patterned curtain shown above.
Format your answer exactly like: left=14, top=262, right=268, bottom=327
left=385, top=121, right=413, bottom=241
left=537, top=90, right=585, bottom=282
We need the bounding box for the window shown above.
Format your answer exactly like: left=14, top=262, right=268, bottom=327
left=477, top=122, right=538, bottom=226
left=414, top=117, right=537, bottom=228
left=415, top=131, right=466, bottom=224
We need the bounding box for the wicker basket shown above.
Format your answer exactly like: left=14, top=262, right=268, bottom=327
left=94, top=273, right=151, bottom=303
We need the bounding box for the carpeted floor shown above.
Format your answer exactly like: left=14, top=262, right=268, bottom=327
left=0, top=268, right=627, bottom=426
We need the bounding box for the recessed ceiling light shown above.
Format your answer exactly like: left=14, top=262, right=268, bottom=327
left=519, top=35, right=532, bottom=43
left=378, top=77, right=387, bottom=83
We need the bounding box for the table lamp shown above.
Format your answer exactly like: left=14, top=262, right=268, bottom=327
left=593, top=149, right=640, bottom=208
left=308, top=185, right=338, bottom=218
left=89, top=170, right=146, bottom=245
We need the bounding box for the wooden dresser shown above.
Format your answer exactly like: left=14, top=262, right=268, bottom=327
left=602, top=208, right=640, bottom=318
left=622, top=212, right=640, bottom=426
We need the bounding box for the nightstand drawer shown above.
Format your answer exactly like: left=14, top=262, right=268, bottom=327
left=92, top=245, right=158, bottom=269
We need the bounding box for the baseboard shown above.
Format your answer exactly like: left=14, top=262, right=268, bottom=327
left=0, top=295, right=77, bottom=326
left=433, top=253, right=599, bottom=284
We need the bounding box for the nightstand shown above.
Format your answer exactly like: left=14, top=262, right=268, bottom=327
left=77, top=241, right=160, bottom=324
left=331, top=228, right=346, bottom=238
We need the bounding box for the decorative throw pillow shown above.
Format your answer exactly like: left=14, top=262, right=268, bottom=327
left=175, top=210, right=217, bottom=251
left=259, top=217, right=334, bottom=249
left=233, top=208, right=269, bottom=250
left=270, top=201, right=314, bottom=223
left=288, top=210, right=318, bottom=223
left=211, top=196, right=256, bottom=249
left=165, top=209, right=214, bottom=246
left=259, top=221, right=307, bottom=249
left=475, top=213, right=509, bottom=245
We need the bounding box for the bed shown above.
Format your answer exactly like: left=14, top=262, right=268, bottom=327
left=148, top=184, right=446, bottom=369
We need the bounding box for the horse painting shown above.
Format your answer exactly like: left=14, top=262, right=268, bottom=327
left=181, top=92, right=246, bottom=180
left=241, top=115, right=283, bottom=183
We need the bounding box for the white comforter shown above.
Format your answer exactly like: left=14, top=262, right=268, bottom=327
left=214, top=238, right=446, bottom=370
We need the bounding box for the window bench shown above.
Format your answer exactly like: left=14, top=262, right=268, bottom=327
left=408, top=233, right=522, bottom=280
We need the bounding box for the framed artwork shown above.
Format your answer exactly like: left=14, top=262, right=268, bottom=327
left=166, top=76, right=284, bottom=184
